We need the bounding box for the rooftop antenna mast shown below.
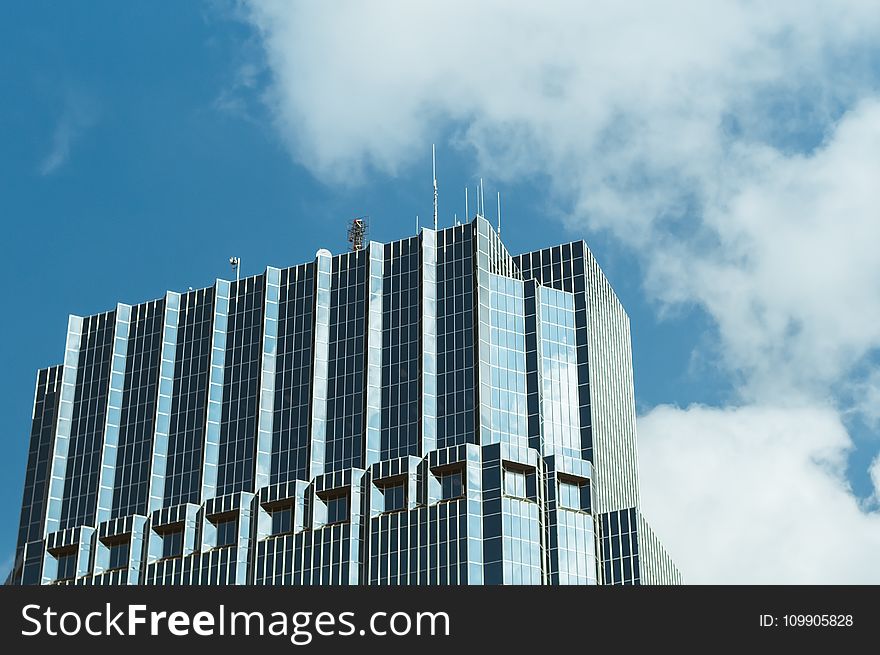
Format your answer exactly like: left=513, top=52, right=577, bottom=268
left=465, top=187, right=469, bottom=220
left=229, top=256, right=241, bottom=283
left=480, top=178, right=485, bottom=217
left=432, top=144, right=438, bottom=230
left=497, top=191, right=502, bottom=236
left=347, top=216, right=368, bottom=251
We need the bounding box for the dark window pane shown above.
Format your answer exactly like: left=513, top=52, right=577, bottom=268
left=271, top=507, right=293, bottom=536
left=162, top=529, right=183, bottom=558
left=383, top=483, right=405, bottom=513
left=108, top=541, right=129, bottom=570
left=56, top=552, right=76, bottom=580
left=439, top=470, right=463, bottom=500
left=327, top=494, right=349, bottom=524
left=216, top=518, right=237, bottom=547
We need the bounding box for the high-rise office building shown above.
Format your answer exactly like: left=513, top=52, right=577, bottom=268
left=8, top=216, right=680, bottom=585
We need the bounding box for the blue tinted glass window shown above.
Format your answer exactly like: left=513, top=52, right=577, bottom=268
left=559, top=480, right=583, bottom=510
left=215, top=517, right=237, bottom=547
left=271, top=506, right=293, bottom=535
left=162, top=528, right=183, bottom=558
left=56, top=552, right=76, bottom=580
left=383, top=483, right=405, bottom=512
left=504, top=468, right=527, bottom=498
left=108, top=541, right=129, bottom=570
left=439, top=470, right=463, bottom=500
left=327, top=494, right=349, bottom=524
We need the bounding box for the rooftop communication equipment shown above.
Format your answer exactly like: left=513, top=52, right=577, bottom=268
left=347, top=216, right=369, bottom=251
left=229, top=256, right=241, bottom=283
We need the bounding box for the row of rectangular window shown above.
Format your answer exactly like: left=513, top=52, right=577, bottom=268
left=50, top=470, right=587, bottom=582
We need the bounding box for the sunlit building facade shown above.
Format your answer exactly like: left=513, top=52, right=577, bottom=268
left=9, top=216, right=680, bottom=585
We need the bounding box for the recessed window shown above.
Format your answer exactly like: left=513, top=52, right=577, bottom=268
left=108, top=541, right=129, bottom=570
left=162, top=528, right=183, bottom=559
left=559, top=478, right=588, bottom=512
left=56, top=552, right=76, bottom=581
left=326, top=493, right=349, bottom=525
left=504, top=467, right=527, bottom=499
left=383, top=482, right=406, bottom=513
left=438, top=470, right=464, bottom=501
left=271, top=506, right=293, bottom=536
left=215, top=517, right=238, bottom=547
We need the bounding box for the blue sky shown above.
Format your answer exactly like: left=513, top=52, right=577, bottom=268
left=2, top=2, right=879, bottom=583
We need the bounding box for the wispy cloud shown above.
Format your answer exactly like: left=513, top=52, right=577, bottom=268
left=39, top=89, right=100, bottom=176
left=212, top=62, right=263, bottom=122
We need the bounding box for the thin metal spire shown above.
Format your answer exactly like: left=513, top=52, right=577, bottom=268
left=497, top=191, right=502, bottom=236
left=480, top=178, right=485, bottom=217
left=465, top=187, right=469, bottom=220
left=416, top=214, right=419, bottom=233
left=432, top=144, right=438, bottom=230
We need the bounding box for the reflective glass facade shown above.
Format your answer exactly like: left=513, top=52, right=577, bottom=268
left=216, top=275, right=265, bottom=496
left=435, top=226, right=476, bottom=449
left=16, top=366, right=62, bottom=553
left=515, top=242, right=640, bottom=514
left=381, top=237, right=421, bottom=459
left=164, top=288, right=214, bottom=506
left=9, top=216, right=679, bottom=586
left=272, top=264, right=315, bottom=484
left=59, top=311, right=116, bottom=531
left=112, top=300, right=164, bottom=519
left=326, top=251, right=367, bottom=472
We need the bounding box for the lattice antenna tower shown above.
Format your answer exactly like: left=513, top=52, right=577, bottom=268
left=347, top=216, right=368, bottom=251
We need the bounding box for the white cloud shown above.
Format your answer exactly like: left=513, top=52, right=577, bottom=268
left=638, top=404, right=880, bottom=583
left=213, top=62, right=263, bottom=120
left=645, top=100, right=880, bottom=401
left=240, top=2, right=880, bottom=398
left=236, top=1, right=880, bottom=582
left=39, top=89, right=99, bottom=176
